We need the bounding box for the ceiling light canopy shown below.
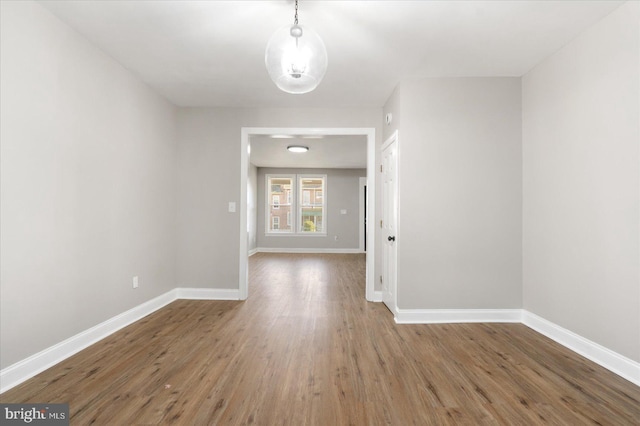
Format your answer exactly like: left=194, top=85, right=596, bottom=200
left=265, top=0, right=327, bottom=94
left=287, top=145, right=309, bottom=153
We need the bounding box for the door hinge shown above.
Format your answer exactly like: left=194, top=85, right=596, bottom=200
left=380, top=275, right=383, bottom=283
left=380, top=220, right=383, bottom=228
left=380, top=165, right=383, bottom=173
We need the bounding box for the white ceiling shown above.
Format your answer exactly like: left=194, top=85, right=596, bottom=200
left=37, top=0, right=623, bottom=169
left=39, top=0, right=623, bottom=109
left=250, top=135, right=367, bottom=169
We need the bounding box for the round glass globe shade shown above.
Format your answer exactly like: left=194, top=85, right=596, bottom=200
left=265, top=24, right=328, bottom=94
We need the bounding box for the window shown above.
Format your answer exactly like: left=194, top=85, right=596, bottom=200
left=299, top=176, right=325, bottom=233
left=267, top=176, right=293, bottom=233
left=266, top=174, right=326, bottom=235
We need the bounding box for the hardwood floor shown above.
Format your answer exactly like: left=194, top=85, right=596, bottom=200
left=2, top=253, right=639, bottom=424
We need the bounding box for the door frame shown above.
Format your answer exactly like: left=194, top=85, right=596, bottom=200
left=381, top=130, right=399, bottom=314
left=359, top=177, right=367, bottom=253
left=239, top=127, right=376, bottom=301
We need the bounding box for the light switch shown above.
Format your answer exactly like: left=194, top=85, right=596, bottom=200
left=340, top=209, right=347, bottom=215
left=228, top=202, right=236, bottom=213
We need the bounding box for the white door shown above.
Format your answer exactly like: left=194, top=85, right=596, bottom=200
left=381, top=132, right=398, bottom=314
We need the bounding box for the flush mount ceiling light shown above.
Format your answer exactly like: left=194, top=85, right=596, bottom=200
left=270, top=134, right=295, bottom=139
left=287, top=145, right=309, bottom=153
left=265, top=0, right=328, bottom=94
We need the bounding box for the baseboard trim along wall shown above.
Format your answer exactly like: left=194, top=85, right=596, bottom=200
left=0, top=287, right=240, bottom=394
left=394, top=308, right=640, bottom=387
left=255, top=247, right=364, bottom=254
left=0, top=289, right=177, bottom=394
left=248, top=248, right=258, bottom=257
left=3, top=302, right=638, bottom=393
left=521, top=311, right=640, bottom=387
left=176, top=288, right=240, bottom=300
left=395, top=308, right=523, bottom=324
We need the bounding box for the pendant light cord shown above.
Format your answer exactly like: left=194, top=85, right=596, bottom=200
left=294, top=0, right=299, bottom=25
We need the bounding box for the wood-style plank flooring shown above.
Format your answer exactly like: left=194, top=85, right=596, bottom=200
left=2, top=253, right=639, bottom=424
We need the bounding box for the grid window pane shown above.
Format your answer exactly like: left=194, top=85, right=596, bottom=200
left=266, top=175, right=326, bottom=235
left=269, top=205, right=292, bottom=232
left=299, top=176, right=325, bottom=233
left=267, top=176, right=293, bottom=233
left=301, top=207, right=323, bottom=232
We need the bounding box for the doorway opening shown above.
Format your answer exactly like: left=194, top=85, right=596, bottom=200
left=239, top=127, right=376, bottom=301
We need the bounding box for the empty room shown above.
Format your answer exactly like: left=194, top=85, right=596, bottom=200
left=1, top=0, right=639, bottom=424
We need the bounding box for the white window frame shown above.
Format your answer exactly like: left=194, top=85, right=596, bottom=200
left=298, top=174, right=327, bottom=235
left=266, top=174, right=295, bottom=234
left=265, top=174, right=327, bottom=236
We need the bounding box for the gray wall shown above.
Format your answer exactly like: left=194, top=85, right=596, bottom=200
left=0, top=2, right=177, bottom=369
left=176, top=108, right=382, bottom=290
left=256, top=168, right=366, bottom=250
left=383, top=77, right=523, bottom=310
left=522, top=1, right=639, bottom=362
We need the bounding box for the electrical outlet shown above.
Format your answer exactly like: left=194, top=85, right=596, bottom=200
left=334, top=235, right=339, bottom=241
left=133, top=276, right=139, bottom=289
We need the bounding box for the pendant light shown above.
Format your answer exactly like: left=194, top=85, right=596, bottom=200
left=265, top=0, right=327, bottom=94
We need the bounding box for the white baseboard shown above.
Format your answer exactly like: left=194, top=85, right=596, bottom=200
left=371, top=291, right=383, bottom=302
left=395, top=308, right=522, bottom=324
left=0, top=289, right=178, bottom=394
left=256, top=247, right=364, bottom=254
left=176, top=288, right=240, bottom=300
left=4, top=301, right=638, bottom=394
left=0, top=287, right=241, bottom=394
left=392, top=308, right=639, bottom=387
left=522, top=310, right=640, bottom=387
left=248, top=248, right=258, bottom=257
